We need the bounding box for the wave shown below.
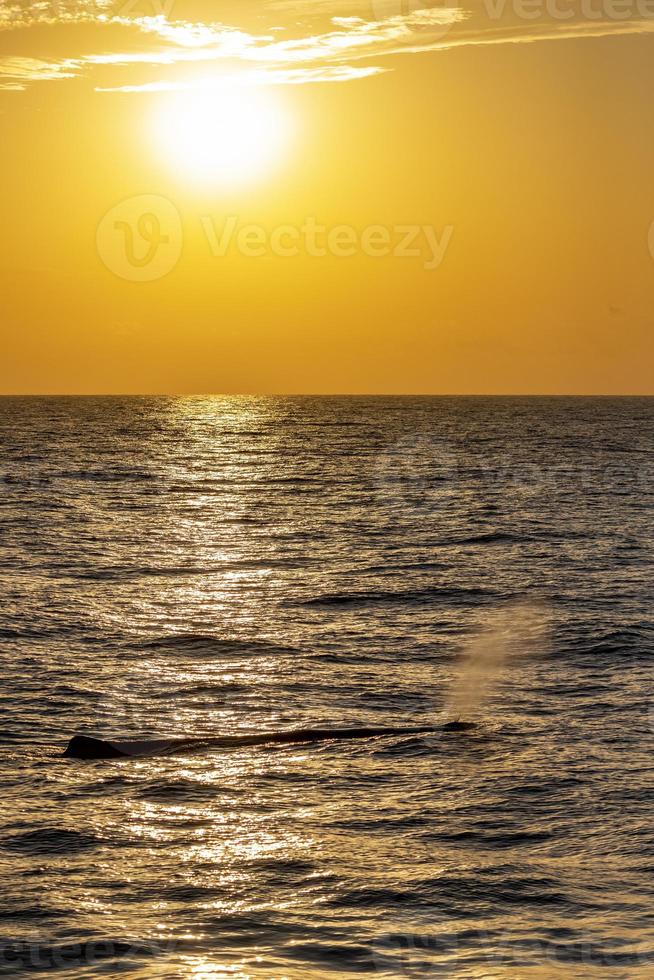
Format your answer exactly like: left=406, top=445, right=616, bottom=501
left=2, top=473, right=51, bottom=486
left=380, top=870, right=569, bottom=909
left=137, top=634, right=297, bottom=656
left=363, top=561, right=451, bottom=573
left=151, top=681, right=247, bottom=697
left=291, top=586, right=498, bottom=609
left=53, top=468, right=155, bottom=482
left=47, top=684, right=99, bottom=700
left=134, top=779, right=237, bottom=804
left=0, top=905, right=65, bottom=921
left=1, top=828, right=103, bottom=855
left=429, top=828, right=553, bottom=849
left=0, top=627, right=54, bottom=641
left=72, top=560, right=300, bottom=581
left=445, top=529, right=591, bottom=546
left=72, top=566, right=225, bottom=581
left=449, top=531, right=529, bottom=545
left=563, top=627, right=652, bottom=659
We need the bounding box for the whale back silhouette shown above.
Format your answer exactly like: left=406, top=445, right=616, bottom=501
left=63, top=722, right=475, bottom=760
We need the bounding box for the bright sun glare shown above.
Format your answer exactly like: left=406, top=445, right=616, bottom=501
left=153, top=85, right=291, bottom=187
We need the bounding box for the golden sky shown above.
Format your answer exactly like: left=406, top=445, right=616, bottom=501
left=1, top=0, right=653, bottom=393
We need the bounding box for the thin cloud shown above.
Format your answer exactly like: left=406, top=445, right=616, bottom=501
left=0, top=54, right=79, bottom=87
left=2, top=2, right=654, bottom=92
left=95, top=64, right=387, bottom=91
left=0, top=1, right=115, bottom=30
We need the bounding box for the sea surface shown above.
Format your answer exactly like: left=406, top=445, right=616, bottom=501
left=0, top=396, right=653, bottom=978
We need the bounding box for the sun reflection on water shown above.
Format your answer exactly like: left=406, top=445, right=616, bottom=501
left=4, top=397, right=652, bottom=977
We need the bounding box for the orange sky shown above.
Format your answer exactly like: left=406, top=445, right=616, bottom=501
left=1, top=1, right=654, bottom=393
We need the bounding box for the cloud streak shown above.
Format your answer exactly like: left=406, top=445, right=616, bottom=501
left=0, top=1, right=114, bottom=30
left=1, top=2, right=654, bottom=92
left=0, top=55, right=79, bottom=89
left=95, top=64, right=387, bottom=92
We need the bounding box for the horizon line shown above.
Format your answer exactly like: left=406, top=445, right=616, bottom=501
left=1, top=393, right=653, bottom=399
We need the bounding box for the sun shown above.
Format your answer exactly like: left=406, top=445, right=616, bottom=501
left=153, top=85, right=291, bottom=188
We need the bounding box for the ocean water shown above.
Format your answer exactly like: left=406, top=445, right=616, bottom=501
left=0, top=396, right=652, bottom=978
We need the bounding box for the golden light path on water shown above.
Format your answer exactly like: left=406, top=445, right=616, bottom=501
left=1, top=397, right=652, bottom=977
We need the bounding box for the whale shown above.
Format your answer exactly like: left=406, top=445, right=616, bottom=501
left=63, top=721, right=475, bottom=760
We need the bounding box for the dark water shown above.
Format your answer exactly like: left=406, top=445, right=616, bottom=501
left=1, top=396, right=653, bottom=978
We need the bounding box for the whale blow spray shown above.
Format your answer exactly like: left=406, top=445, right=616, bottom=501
left=449, top=602, right=551, bottom=721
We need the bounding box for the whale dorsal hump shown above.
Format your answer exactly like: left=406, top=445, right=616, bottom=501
left=63, top=735, right=127, bottom=759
